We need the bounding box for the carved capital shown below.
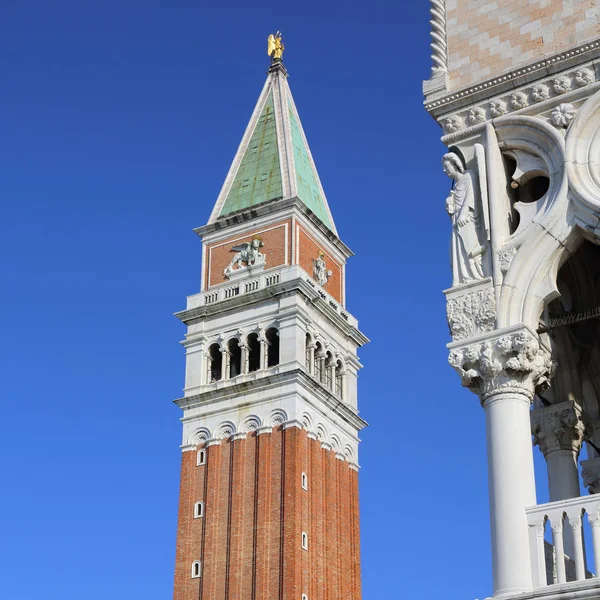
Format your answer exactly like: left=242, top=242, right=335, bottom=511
left=448, top=326, right=553, bottom=402
left=581, top=457, right=600, bottom=494
left=531, top=401, right=591, bottom=457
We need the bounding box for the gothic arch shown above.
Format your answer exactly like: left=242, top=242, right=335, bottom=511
left=492, top=115, right=574, bottom=329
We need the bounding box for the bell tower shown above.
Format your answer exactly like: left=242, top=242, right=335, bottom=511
left=172, top=38, right=367, bottom=600
left=424, top=2, right=600, bottom=599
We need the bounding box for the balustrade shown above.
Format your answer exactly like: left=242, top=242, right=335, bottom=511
left=527, top=495, right=600, bottom=587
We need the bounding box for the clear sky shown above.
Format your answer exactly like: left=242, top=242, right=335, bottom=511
left=1, top=2, right=551, bottom=599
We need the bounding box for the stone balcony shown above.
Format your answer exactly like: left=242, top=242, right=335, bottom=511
left=527, top=495, right=600, bottom=593
left=183, top=264, right=358, bottom=328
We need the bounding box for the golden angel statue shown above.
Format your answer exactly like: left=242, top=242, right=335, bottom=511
left=267, top=32, right=284, bottom=61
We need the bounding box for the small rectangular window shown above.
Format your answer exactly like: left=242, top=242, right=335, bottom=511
left=194, top=501, right=204, bottom=518
left=301, top=532, right=308, bottom=550
left=197, top=450, right=206, bottom=466
left=301, top=472, right=308, bottom=491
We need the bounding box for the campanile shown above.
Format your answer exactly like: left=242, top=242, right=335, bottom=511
left=172, top=35, right=368, bottom=600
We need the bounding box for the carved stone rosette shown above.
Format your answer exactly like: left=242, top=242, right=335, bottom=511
left=448, top=326, right=553, bottom=402
left=530, top=401, right=591, bottom=457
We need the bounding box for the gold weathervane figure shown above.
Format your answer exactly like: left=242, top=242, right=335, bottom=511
left=267, top=31, right=284, bottom=61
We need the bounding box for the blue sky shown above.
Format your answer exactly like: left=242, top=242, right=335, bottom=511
left=0, top=2, right=551, bottom=599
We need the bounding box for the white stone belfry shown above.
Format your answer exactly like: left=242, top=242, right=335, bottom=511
left=425, top=3, right=600, bottom=599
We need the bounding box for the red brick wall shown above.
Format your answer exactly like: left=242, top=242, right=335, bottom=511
left=172, top=428, right=362, bottom=600
left=204, top=220, right=291, bottom=289
left=296, top=225, right=343, bottom=304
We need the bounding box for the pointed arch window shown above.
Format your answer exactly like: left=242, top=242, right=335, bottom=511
left=324, top=352, right=334, bottom=389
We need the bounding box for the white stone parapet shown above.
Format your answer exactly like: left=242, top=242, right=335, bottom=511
left=183, top=264, right=357, bottom=328
left=526, top=495, right=600, bottom=588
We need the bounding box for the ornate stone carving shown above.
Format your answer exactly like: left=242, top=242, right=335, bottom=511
left=532, top=84, right=549, bottom=103
left=223, top=238, right=266, bottom=277
left=443, top=152, right=487, bottom=285
left=510, top=92, right=528, bottom=110
left=530, top=401, right=591, bottom=456
left=575, top=68, right=594, bottom=87
left=243, top=416, right=261, bottom=432
left=446, top=287, right=496, bottom=341
left=489, top=100, right=507, bottom=117
left=551, top=103, right=576, bottom=128
left=312, top=251, right=332, bottom=286
left=581, top=457, right=600, bottom=494
left=468, top=107, right=486, bottom=126
left=497, top=247, right=517, bottom=274
left=444, top=116, right=463, bottom=134
left=448, top=328, right=553, bottom=401
left=553, top=76, right=571, bottom=95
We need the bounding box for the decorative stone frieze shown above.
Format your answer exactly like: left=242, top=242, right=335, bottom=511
left=434, top=63, right=596, bottom=138
left=530, top=401, right=591, bottom=457
left=445, top=279, right=495, bottom=341
left=581, top=457, right=600, bottom=494
left=448, top=326, right=553, bottom=401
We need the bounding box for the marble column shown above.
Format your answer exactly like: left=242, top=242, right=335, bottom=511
left=449, top=327, right=553, bottom=597
left=531, top=401, right=589, bottom=502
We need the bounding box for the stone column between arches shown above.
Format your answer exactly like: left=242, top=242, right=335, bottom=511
left=449, top=325, right=553, bottom=596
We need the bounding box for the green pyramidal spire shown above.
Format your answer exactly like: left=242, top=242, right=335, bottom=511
left=208, top=62, right=337, bottom=234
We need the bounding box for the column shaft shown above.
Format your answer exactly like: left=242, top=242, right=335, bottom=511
left=484, top=391, right=537, bottom=595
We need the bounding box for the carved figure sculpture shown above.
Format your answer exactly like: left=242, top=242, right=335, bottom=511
left=313, top=251, right=332, bottom=286
left=224, top=238, right=265, bottom=277
left=267, top=32, right=284, bottom=61
left=443, top=152, right=486, bottom=286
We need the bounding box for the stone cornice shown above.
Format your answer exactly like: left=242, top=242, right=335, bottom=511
left=174, top=368, right=368, bottom=433
left=424, top=39, right=600, bottom=119
left=174, top=275, right=369, bottom=348
left=194, top=196, right=353, bottom=259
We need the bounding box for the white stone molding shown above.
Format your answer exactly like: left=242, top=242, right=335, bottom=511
left=282, top=419, right=303, bottom=430
left=435, top=66, right=598, bottom=143
left=531, top=401, right=591, bottom=457
left=255, top=425, right=273, bottom=436
left=206, top=438, right=222, bottom=447
left=448, top=326, right=553, bottom=402
left=425, top=40, right=600, bottom=113
left=217, top=421, right=236, bottom=438
left=565, top=88, right=600, bottom=235
left=581, top=457, right=600, bottom=494
left=445, top=279, right=496, bottom=341
left=231, top=432, right=247, bottom=441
